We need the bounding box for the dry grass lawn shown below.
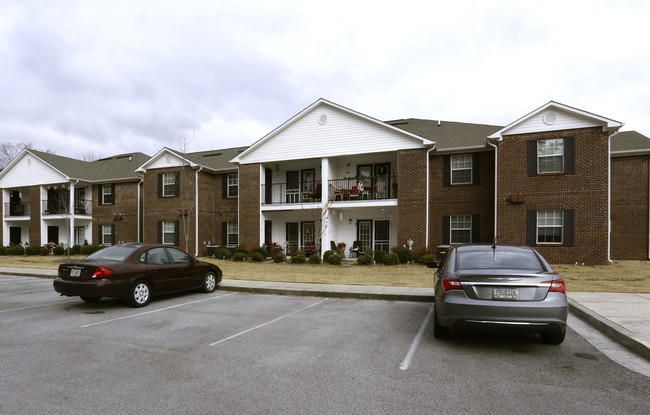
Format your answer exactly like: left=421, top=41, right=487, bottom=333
left=1, top=255, right=648, bottom=293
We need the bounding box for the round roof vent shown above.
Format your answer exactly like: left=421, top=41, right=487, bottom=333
left=318, top=113, right=328, bottom=125
left=542, top=112, right=557, bottom=125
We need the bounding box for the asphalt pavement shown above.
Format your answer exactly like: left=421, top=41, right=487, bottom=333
left=1, top=265, right=648, bottom=362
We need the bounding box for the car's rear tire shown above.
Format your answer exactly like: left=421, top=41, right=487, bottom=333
left=540, top=329, right=566, bottom=345
left=201, top=271, right=218, bottom=293
left=80, top=296, right=101, bottom=303
left=127, top=280, right=151, bottom=307
left=433, top=307, right=449, bottom=339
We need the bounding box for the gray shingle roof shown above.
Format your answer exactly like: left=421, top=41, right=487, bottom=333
left=181, top=147, right=248, bottom=171
left=611, top=131, right=650, bottom=154
left=30, top=150, right=150, bottom=182
left=386, top=119, right=503, bottom=151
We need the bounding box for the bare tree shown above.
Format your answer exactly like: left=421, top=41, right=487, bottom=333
left=176, top=130, right=196, bottom=252
left=79, top=152, right=100, bottom=162
left=0, top=142, right=55, bottom=168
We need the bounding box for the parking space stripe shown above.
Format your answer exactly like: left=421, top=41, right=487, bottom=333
left=399, top=304, right=434, bottom=371
left=0, top=299, right=78, bottom=313
left=81, top=293, right=237, bottom=328
left=210, top=298, right=329, bottom=346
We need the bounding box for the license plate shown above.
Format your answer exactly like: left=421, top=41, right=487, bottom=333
left=493, top=287, right=518, bottom=299
left=70, top=269, right=81, bottom=277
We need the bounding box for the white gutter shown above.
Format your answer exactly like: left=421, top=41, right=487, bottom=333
left=607, top=130, right=620, bottom=263
left=195, top=166, right=203, bottom=256
left=425, top=144, right=436, bottom=249
left=487, top=138, right=501, bottom=240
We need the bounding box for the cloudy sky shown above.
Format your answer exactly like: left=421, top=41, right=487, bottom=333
left=1, top=0, right=648, bottom=160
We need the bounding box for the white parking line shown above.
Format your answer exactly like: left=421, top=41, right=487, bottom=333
left=81, top=293, right=237, bottom=328
left=210, top=298, right=329, bottom=346
left=400, top=304, right=434, bottom=371
left=0, top=299, right=78, bottom=313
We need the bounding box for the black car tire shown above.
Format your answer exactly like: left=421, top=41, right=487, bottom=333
left=80, top=296, right=101, bottom=303
left=433, top=307, right=449, bottom=339
left=127, top=280, right=151, bottom=307
left=201, top=271, right=218, bottom=293
left=540, top=329, right=566, bottom=345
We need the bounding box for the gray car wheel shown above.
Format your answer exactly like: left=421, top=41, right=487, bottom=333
left=202, top=271, right=217, bottom=293
left=433, top=307, right=449, bottom=339
left=540, top=329, right=566, bottom=345
left=80, top=296, right=101, bottom=303
left=127, top=280, right=151, bottom=307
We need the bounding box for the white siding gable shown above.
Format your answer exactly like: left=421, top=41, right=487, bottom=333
left=146, top=152, right=190, bottom=169
left=0, top=153, right=67, bottom=187
left=236, top=102, right=429, bottom=164
left=505, top=107, right=605, bottom=136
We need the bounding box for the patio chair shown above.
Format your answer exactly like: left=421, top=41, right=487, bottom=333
left=350, top=186, right=360, bottom=199
left=330, top=240, right=337, bottom=251
left=349, top=240, right=363, bottom=257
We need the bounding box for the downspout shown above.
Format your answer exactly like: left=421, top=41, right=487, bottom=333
left=195, top=166, right=203, bottom=256
left=607, top=130, right=620, bottom=263
left=425, top=143, right=436, bottom=249
left=137, top=176, right=143, bottom=242
left=69, top=180, right=79, bottom=248
left=487, top=138, right=501, bottom=241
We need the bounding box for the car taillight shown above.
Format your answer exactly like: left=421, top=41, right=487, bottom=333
left=58, top=265, right=62, bottom=277
left=92, top=266, right=113, bottom=278
left=543, top=279, right=566, bottom=294
left=442, top=278, right=464, bottom=291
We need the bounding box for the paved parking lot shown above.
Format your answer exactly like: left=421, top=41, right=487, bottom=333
left=1, top=275, right=648, bottom=415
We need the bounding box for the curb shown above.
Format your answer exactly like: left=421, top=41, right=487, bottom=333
left=568, top=299, right=650, bottom=362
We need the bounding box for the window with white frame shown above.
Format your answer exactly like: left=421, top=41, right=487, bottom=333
left=100, top=225, right=114, bottom=245
left=162, top=173, right=177, bottom=197
left=450, top=215, right=472, bottom=243
left=227, top=222, right=238, bottom=246
left=537, top=138, right=564, bottom=173
left=162, top=221, right=176, bottom=244
left=227, top=173, right=238, bottom=197
left=537, top=210, right=563, bottom=243
left=451, top=155, right=473, bottom=184
left=101, top=184, right=114, bottom=205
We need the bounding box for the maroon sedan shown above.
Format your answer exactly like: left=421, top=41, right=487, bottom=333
left=54, top=243, right=222, bottom=307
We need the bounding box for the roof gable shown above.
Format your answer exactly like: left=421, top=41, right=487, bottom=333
left=488, top=101, right=623, bottom=140
left=0, top=150, right=68, bottom=187
left=136, top=147, right=245, bottom=172
left=232, top=99, right=434, bottom=164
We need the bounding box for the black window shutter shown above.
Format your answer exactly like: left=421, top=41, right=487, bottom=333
left=222, top=175, right=228, bottom=199
left=157, top=173, right=163, bottom=198
left=471, top=214, right=480, bottom=243
left=157, top=221, right=162, bottom=244
left=442, top=216, right=450, bottom=244
left=98, top=225, right=102, bottom=244
left=110, top=225, right=115, bottom=244
left=110, top=184, right=115, bottom=204
left=98, top=186, right=103, bottom=206
left=527, top=140, right=538, bottom=177
left=174, top=220, right=180, bottom=245
left=174, top=172, right=180, bottom=197
left=526, top=210, right=537, bottom=246
left=563, top=209, right=574, bottom=247
left=472, top=153, right=481, bottom=186
left=564, top=137, right=575, bottom=175
left=442, top=156, right=450, bottom=187
left=221, top=222, right=227, bottom=245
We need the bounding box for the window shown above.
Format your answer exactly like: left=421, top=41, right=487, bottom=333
left=162, top=221, right=176, bottom=244
left=227, top=222, right=238, bottom=246
left=99, top=225, right=114, bottom=245
left=101, top=184, right=114, bottom=205
left=537, top=210, right=563, bottom=244
left=450, top=215, right=472, bottom=243
left=162, top=173, right=177, bottom=197
left=537, top=138, right=564, bottom=173
left=227, top=173, right=238, bottom=197
left=167, top=247, right=193, bottom=264
left=451, top=155, right=472, bottom=184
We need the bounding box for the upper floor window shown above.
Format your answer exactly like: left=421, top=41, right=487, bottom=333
left=536, top=210, right=563, bottom=244
left=450, top=215, right=472, bottom=243
left=162, top=173, right=177, bottom=197
left=451, top=155, right=473, bottom=184
left=228, top=173, right=238, bottom=198
left=537, top=138, right=564, bottom=173
left=99, top=184, right=114, bottom=205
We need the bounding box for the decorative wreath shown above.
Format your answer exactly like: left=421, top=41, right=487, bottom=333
left=377, top=165, right=387, bottom=176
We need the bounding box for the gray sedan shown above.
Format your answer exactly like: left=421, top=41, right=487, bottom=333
left=432, top=244, right=567, bottom=344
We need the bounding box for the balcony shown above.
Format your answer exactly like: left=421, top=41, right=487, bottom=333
left=261, top=176, right=397, bottom=205
left=4, top=202, right=30, bottom=217
left=42, top=199, right=92, bottom=215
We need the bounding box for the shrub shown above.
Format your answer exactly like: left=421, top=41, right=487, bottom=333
left=326, top=253, right=342, bottom=265
left=232, top=252, right=248, bottom=262
left=273, top=253, right=286, bottom=263
left=9, top=245, right=25, bottom=255
left=357, top=254, right=373, bottom=265
left=374, top=250, right=387, bottom=263
left=25, top=246, right=41, bottom=255
left=72, top=244, right=82, bottom=255
left=323, top=250, right=334, bottom=262
left=215, top=247, right=232, bottom=259
left=418, top=254, right=436, bottom=266
left=80, top=245, right=93, bottom=255
left=394, top=248, right=413, bottom=264
left=291, top=253, right=306, bottom=264
left=53, top=246, right=65, bottom=255
left=234, top=247, right=250, bottom=256
left=364, top=249, right=375, bottom=259
left=383, top=252, right=400, bottom=266
left=308, top=254, right=321, bottom=264
left=253, top=247, right=269, bottom=258
left=40, top=247, right=49, bottom=256
left=0, top=246, right=6, bottom=255
left=251, top=252, right=265, bottom=262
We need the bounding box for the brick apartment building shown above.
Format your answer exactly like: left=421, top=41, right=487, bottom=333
left=1, top=99, right=649, bottom=265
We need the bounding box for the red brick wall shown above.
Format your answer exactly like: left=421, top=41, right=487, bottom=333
left=238, top=163, right=260, bottom=250
left=93, top=181, right=140, bottom=245
left=611, top=155, right=649, bottom=260
left=429, top=151, right=495, bottom=248
left=497, top=127, right=609, bottom=265
left=397, top=149, right=428, bottom=251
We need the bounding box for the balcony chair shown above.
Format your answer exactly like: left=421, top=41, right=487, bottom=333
left=349, top=240, right=364, bottom=258
left=349, top=186, right=360, bottom=200
left=330, top=240, right=337, bottom=251
left=309, top=182, right=321, bottom=200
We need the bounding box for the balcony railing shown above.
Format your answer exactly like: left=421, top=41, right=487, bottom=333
left=42, top=199, right=92, bottom=215
left=261, top=176, right=397, bottom=205
left=4, top=202, right=30, bottom=217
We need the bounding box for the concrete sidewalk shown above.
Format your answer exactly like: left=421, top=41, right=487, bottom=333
left=1, top=266, right=648, bottom=361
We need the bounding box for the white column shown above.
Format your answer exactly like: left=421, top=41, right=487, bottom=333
left=69, top=182, right=75, bottom=247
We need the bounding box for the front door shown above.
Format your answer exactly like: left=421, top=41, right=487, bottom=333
left=286, top=222, right=299, bottom=255
left=374, top=220, right=390, bottom=252
left=265, top=168, right=273, bottom=204
left=357, top=220, right=372, bottom=254
left=9, top=227, right=21, bottom=245
left=286, top=171, right=299, bottom=203
left=47, top=226, right=59, bottom=244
